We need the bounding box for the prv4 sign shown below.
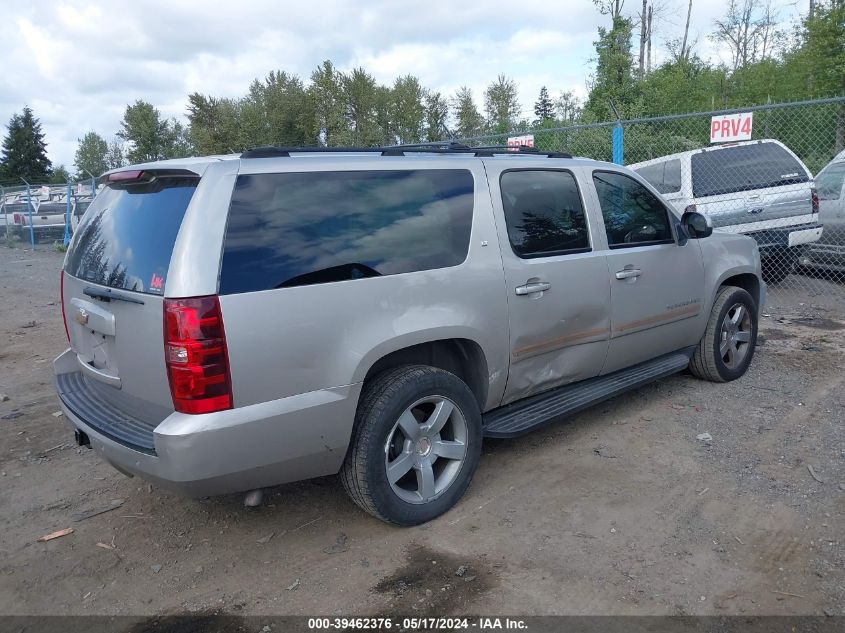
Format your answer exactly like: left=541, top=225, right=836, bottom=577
left=711, top=112, right=753, bottom=143
left=507, top=134, right=534, bottom=149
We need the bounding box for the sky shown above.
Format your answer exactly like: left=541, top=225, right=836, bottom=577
left=0, top=0, right=803, bottom=169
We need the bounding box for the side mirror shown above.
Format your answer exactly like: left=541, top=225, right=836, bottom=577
left=681, top=210, right=713, bottom=239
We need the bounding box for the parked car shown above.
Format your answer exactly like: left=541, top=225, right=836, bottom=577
left=798, top=154, right=845, bottom=276
left=54, top=147, right=763, bottom=525
left=631, top=139, right=822, bottom=284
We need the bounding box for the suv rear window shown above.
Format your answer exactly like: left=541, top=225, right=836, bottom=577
left=691, top=142, right=809, bottom=198
left=219, top=169, right=474, bottom=294
left=65, top=177, right=198, bottom=294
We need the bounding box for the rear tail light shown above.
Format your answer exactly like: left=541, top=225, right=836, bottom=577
left=164, top=296, right=233, bottom=414
left=811, top=187, right=820, bottom=214
left=60, top=271, right=70, bottom=342
left=13, top=212, right=26, bottom=226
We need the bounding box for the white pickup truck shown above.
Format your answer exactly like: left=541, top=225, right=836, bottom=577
left=632, top=139, right=822, bottom=283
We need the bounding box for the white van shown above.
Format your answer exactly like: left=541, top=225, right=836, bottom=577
left=632, top=139, right=822, bottom=283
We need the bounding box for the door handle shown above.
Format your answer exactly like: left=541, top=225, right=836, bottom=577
left=515, top=281, right=551, bottom=296
left=615, top=268, right=642, bottom=280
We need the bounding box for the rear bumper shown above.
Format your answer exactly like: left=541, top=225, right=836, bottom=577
left=801, top=246, right=845, bottom=270
left=53, top=349, right=362, bottom=497
left=14, top=224, right=68, bottom=240
left=747, top=222, right=823, bottom=255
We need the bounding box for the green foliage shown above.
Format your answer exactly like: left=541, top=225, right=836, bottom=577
left=0, top=107, right=52, bottom=182
left=534, top=86, right=555, bottom=122
left=451, top=86, right=485, bottom=138
left=74, top=131, right=109, bottom=178
left=310, top=60, right=349, bottom=146
left=105, top=139, right=125, bottom=170
left=424, top=91, right=449, bottom=141
left=50, top=165, right=71, bottom=184
left=118, top=100, right=192, bottom=163
left=585, top=15, right=639, bottom=120
left=484, top=74, right=521, bottom=133
left=391, top=75, right=426, bottom=144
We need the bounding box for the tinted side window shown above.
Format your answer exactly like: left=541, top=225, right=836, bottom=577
left=816, top=163, right=845, bottom=200
left=219, top=170, right=474, bottom=294
left=691, top=142, right=809, bottom=197
left=592, top=171, right=674, bottom=249
left=662, top=159, right=682, bottom=193
left=500, top=170, right=589, bottom=258
left=635, top=159, right=682, bottom=194
left=634, top=162, right=664, bottom=190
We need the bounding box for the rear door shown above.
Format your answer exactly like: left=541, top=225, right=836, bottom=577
left=589, top=169, right=705, bottom=373
left=486, top=163, right=611, bottom=404
left=60, top=171, right=201, bottom=422
left=689, top=142, right=813, bottom=231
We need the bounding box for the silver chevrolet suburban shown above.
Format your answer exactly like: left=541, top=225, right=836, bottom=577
left=54, top=144, right=764, bottom=525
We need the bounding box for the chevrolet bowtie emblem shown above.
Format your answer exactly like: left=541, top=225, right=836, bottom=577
left=75, top=307, right=89, bottom=326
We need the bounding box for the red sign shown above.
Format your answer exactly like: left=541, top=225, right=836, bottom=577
left=710, top=112, right=753, bottom=143
left=507, top=134, right=535, bottom=149
left=150, top=273, right=164, bottom=291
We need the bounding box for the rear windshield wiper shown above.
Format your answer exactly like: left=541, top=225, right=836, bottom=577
left=83, top=286, right=145, bottom=305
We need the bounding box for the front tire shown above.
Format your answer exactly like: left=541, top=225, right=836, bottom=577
left=340, top=365, right=482, bottom=525
left=690, top=286, right=758, bottom=383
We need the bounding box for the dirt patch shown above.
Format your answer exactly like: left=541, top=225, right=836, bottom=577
left=372, top=544, right=497, bottom=615
left=789, top=316, right=845, bottom=330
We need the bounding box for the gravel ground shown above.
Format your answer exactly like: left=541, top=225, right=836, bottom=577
left=0, top=245, right=843, bottom=619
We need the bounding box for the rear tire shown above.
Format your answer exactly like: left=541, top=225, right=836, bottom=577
left=690, top=286, right=757, bottom=383
left=340, top=365, right=482, bottom=525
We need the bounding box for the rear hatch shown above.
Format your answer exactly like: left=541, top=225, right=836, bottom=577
left=58, top=170, right=200, bottom=448
left=689, top=141, right=813, bottom=231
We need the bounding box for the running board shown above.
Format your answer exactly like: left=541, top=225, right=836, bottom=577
left=482, top=351, right=692, bottom=438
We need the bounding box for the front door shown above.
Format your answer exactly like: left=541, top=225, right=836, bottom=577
left=588, top=169, right=706, bottom=374
left=486, top=165, right=611, bottom=405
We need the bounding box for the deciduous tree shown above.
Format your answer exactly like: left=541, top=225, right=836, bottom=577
left=74, top=131, right=109, bottom=177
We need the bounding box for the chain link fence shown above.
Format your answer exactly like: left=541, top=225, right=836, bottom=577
left=460, top=97, right=845, bottom=313
left=1, top=179, right=98, bottom=249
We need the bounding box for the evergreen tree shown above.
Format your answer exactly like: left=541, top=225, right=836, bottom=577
left=0, top=107, right=52, bottom=182
left=534, top=86, right=555, bottom=121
